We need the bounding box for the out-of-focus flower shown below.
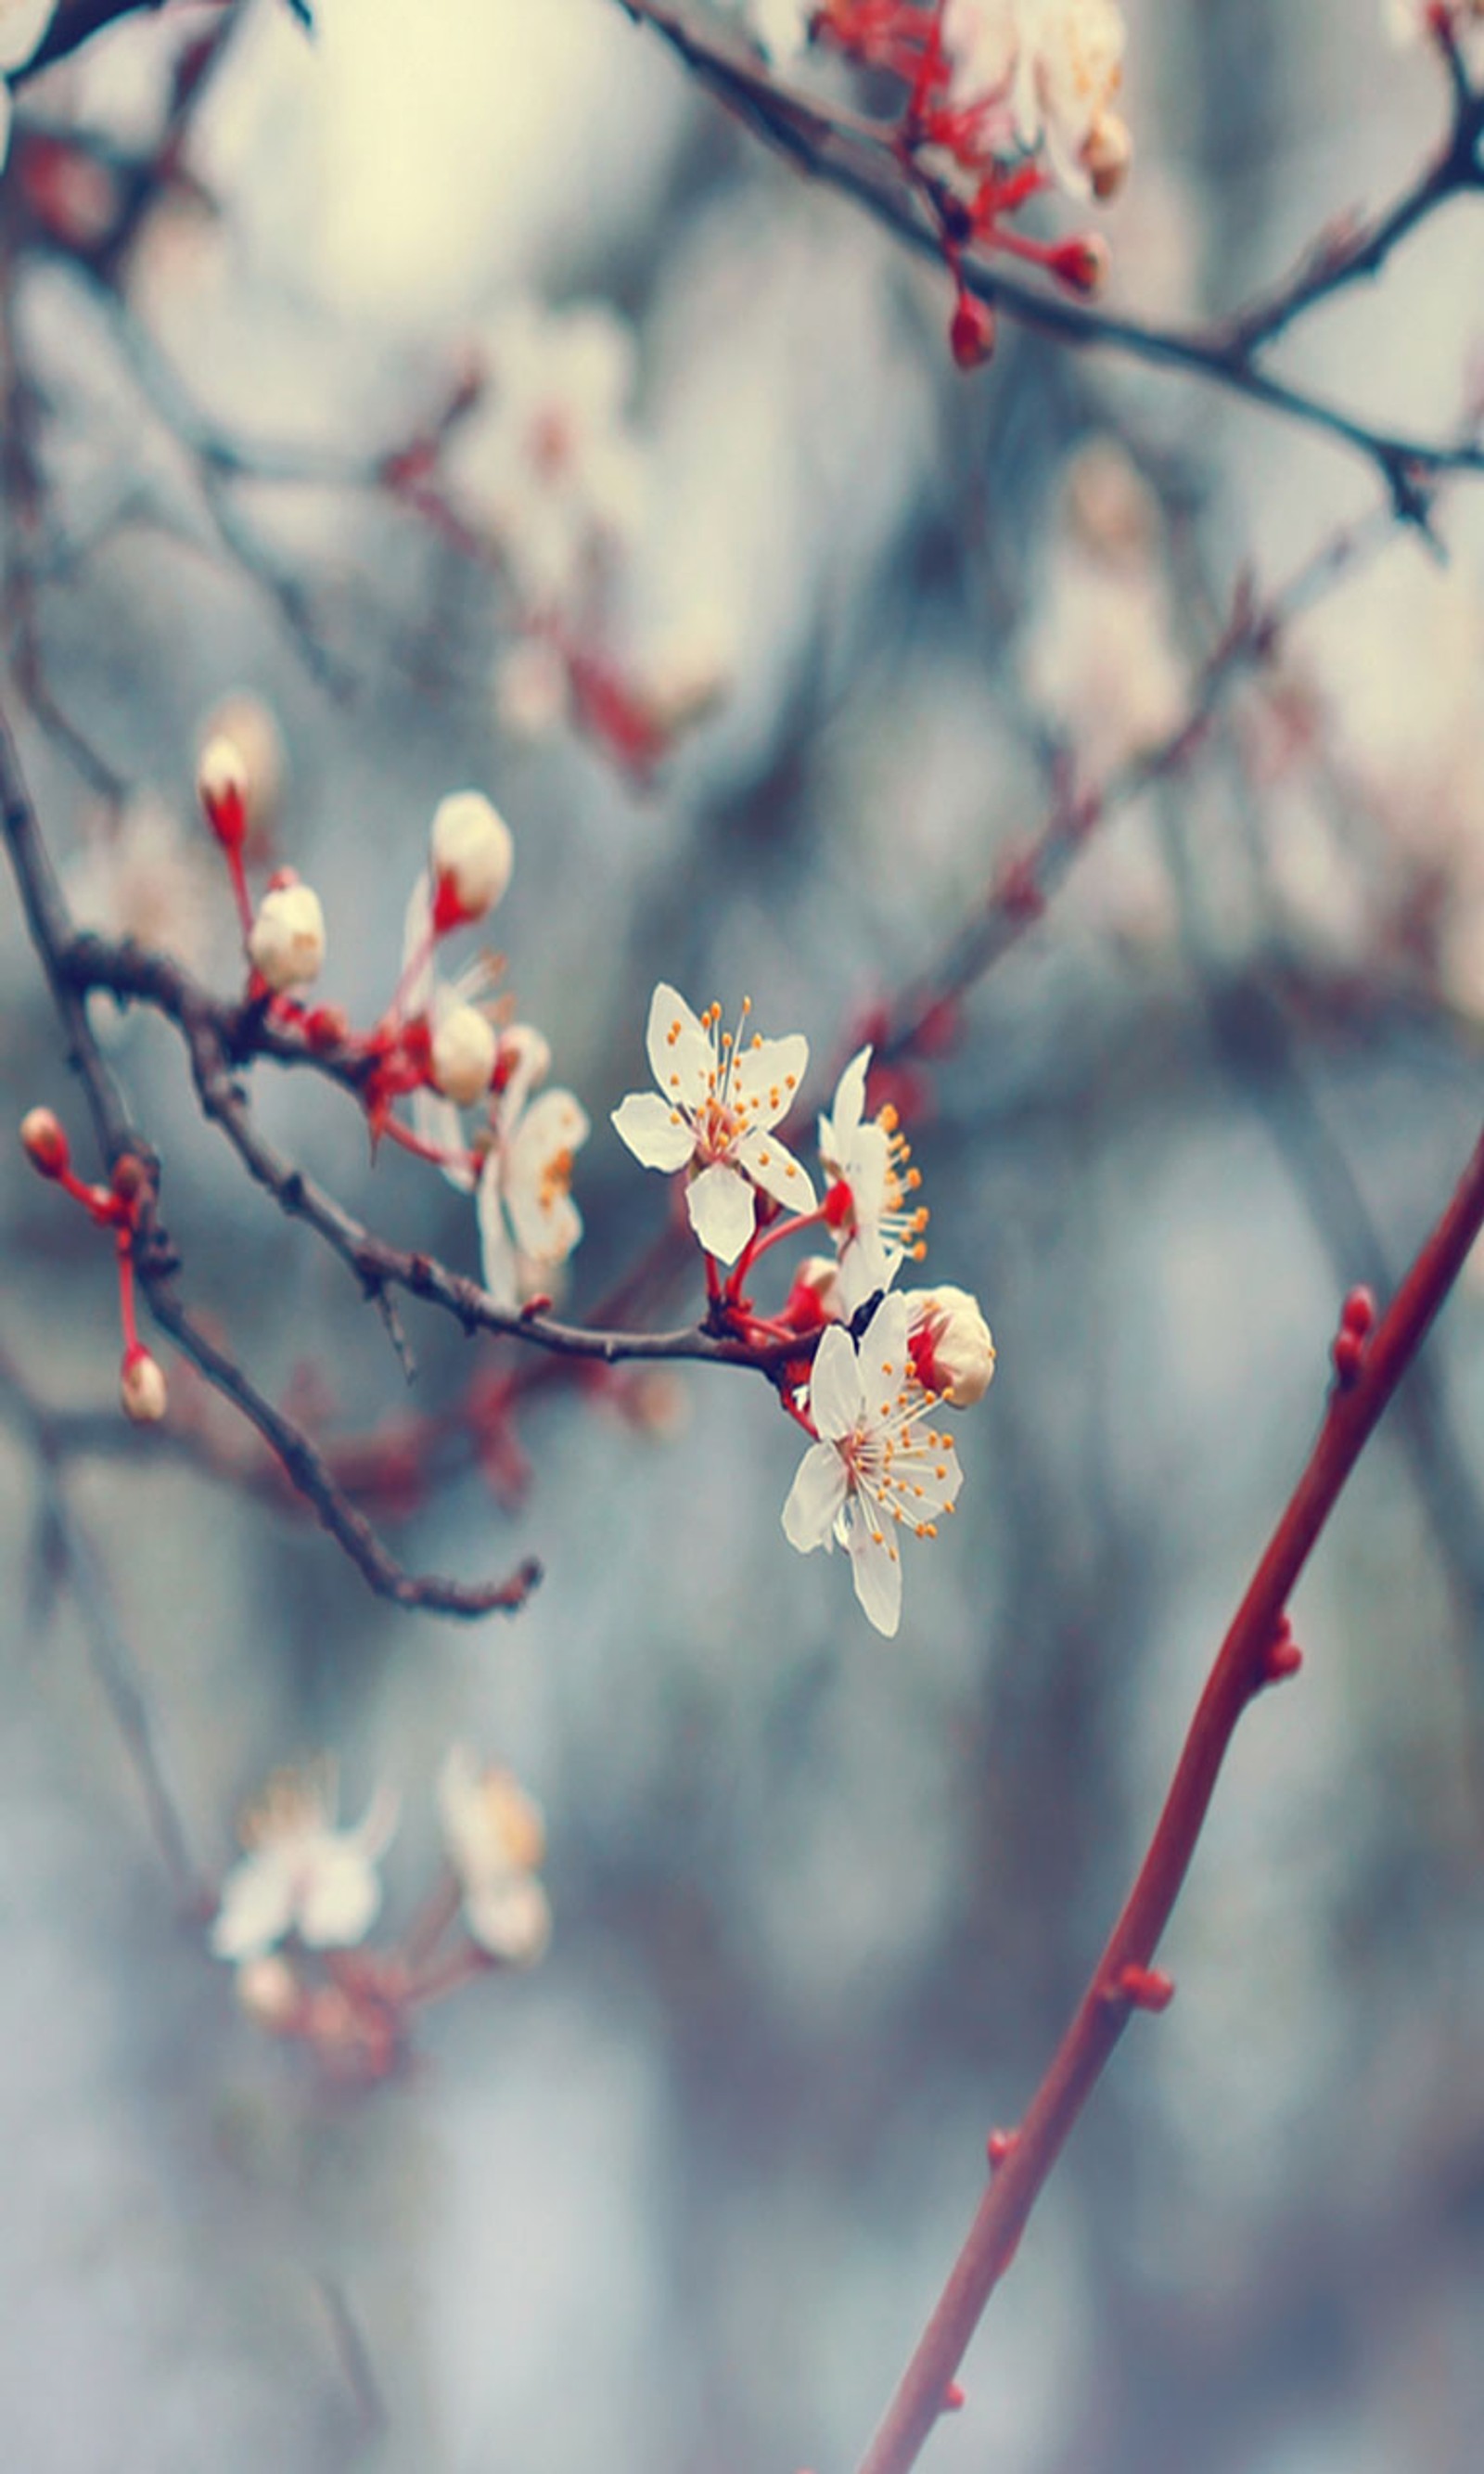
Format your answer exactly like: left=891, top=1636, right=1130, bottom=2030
left=944, top=0, right=1129, bottom=196
left=65, top=791, right=218, bottom=976
left=494, top=636, right=571, bottom=741
left=452, top=299, right=646, bottom=613
left=1022, top=441, right=1185, bottom=780
left=477, top=1025, right=588, bottom=1311
left=905, top=1284, right=996, bottom=1405
left=210, top=1761, right=400, bottom=1962
left=818, top=1045, right=928, bottom=1314
left=612, top=982, right=813, bottom=1264
left=430, top=789, right=514, bottom=929
left=437, top=1746, right=551, bottom=1964
left=782, top=1291, right=963, bottom=1636
left=249, top=875, right=326, bottom=992
left=0, top=0, right=58, bottom=174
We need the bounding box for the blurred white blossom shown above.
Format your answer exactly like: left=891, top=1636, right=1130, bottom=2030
left=210, top=1762, right=400, bottom=1963
left=438, top=1746, right=552, bottom=1964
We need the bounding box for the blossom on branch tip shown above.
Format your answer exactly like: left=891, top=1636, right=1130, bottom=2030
left=818, top=1046, right=928, bottom=1314
left=430, top=789, right=514, bottom=929
left=612, top=982, right=813, bottom=1265
left=477, top=1027, right=589, bottom=1312
left=437, top=1746, right=552, bottom=1964
left=782, top=1291, right=963, bottom=1637
left=904, top=1284, right=996, bottom=1405
left=944, top=0, right=1129, bottom=198
left=430, top=1001, right=498, bottom=1107
left=210, top=1761, right=399, bottom=1963
left=248, top=876, right=326, bottom=993
left=120, top=1347, right=168, bottom=1425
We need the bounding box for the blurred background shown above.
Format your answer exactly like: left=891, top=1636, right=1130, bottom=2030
left=3, top=2, right=1484, bottom=2468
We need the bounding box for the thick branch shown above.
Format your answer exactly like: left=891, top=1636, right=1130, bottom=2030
left=856, top=1115, right=1484, bottom=2474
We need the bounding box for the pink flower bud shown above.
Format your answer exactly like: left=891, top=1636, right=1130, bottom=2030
left=906, top=1285, right=996, bottom=1407
left=950, top=293, right=997, bottom=371
left=430, top=1003, right=498, bottom=1106
left=248, top=881, right=326, bottom=993
left=430, top=791, right=513, bottom=929
left=20, top=1106, right=70, bottom=1179
left=121, top=1348, right=168, bottom=1424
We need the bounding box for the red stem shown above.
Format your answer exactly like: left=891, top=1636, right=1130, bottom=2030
left=116, top=1231, right=140, bottom=1356
left=855, top=1114, right=1484, bottom=2474
left=224, top=844, right=254, bottom=944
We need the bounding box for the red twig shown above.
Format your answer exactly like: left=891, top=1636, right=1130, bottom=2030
left=855, top=1117, right=1484, bottom=2474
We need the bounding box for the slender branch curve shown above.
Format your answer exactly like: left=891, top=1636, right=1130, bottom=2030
left=854, top=1120, right=1484, bottom=2474
left=619, top=0, right=1484, bottom=513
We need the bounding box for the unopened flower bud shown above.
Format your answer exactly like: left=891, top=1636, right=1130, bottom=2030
left=121, top=1348, right=168, bottom=1424
left=430, top=791, right=513, bottom=929
left=950, top=293, right=997, bottom=371
left=785, top=1255, right=840, bottom=1330
left=197, top=736, right=249, bottom=851
left=906, top=1285, right=996, bottom=1407
left=431, top=1003, right=498, bottom=1106
left=1051, top=235, right=1110, bottom=298
left=20, top=1106, right=70, bottom=1180
left=1083, top=111, right=1132, bottom=202
left=248, top=878, right=326, bottom=993
left=198, top=695, right=285, bottom=846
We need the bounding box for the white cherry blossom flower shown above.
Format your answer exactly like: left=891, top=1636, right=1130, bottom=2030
left=452, top=298, right=646, bottom=614
left=477, top=1025, right=589, bottom=1311
left=210, top=1761, right=399, bottom=1963
left=818, top=1046, right=928, bottom=1314
left=612, top=982, right=814, bottom=1264
left=782, top=1292, right=963, bottom=1637
left=0, top=0, right=58, bottom=175
left=945, top=0, right=1127, bottom=195
left=437, top=1746, right=552, bottom=1964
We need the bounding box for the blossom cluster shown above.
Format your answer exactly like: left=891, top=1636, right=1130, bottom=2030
left=613, top=985, right=994, bottom=1635
left=389, top=297, right=731, bottom=771
left=732, top=0, right=1132, bottom=364
left=211, top=1750, right=551, bottom=2083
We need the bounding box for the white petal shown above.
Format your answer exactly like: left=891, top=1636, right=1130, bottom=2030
left=859, top=1290, right=911, bottom=1394
left=210, top=1850, right=296, bottom=1962
left=736, top=1125, right=817, bottom=1216
left=685, top=1160, right=755, bottom=1263
left=0, top=0, right=57, bottom=76
left=841, top=1120, right=892, bottom=1224
left=729, top=1031, right=808, bottom=1126
left=506, top=1088, right=589, bottom=1261
left=612, top=1089, right=695, bottom=1173
left=809, top=1322, right=864, bottom=1442
left=477, top=1150, right=521, bottom=1310
left=644, top=981, right=712, bottom=1109
left=296, top=1843, right=382, bottom=1949
left=846, top=1506, right=903, bottom=1638
left=821, top=1047, right=871, bottom=1164
left=411, top=1086, right=476, bottom=1193
left=782, top=1440, right=849, bottom=1552
left=466, top=1875, right=552, bottom=1965
left=835, top=1230, right=893, bottom=1320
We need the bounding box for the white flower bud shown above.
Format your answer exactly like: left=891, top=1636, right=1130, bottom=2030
left=196, top=736, right=249, bottom=847
left=905, top=1284, right=996, bottom=1407
left=431, top=1003, right=497, bottom=1106
left=121, top=1349, right=168, bottom=1424
left=430, top=791, right=513, bottom=925
left=249, top=879, right=325, bottom=993
left=198, top=695, right=286, bottom=843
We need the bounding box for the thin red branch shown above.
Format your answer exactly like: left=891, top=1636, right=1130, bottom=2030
left=854, top=1122, right=1484, bottom=2474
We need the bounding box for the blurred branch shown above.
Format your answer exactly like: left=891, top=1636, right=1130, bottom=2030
left=878, top=506, right=1397, bottom=1062
left=621, top=2, right=1484, bottom=516
left=855, top=1110, right=1484, bottom=2474
left=0, top=1336, right=207, bottom=1909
